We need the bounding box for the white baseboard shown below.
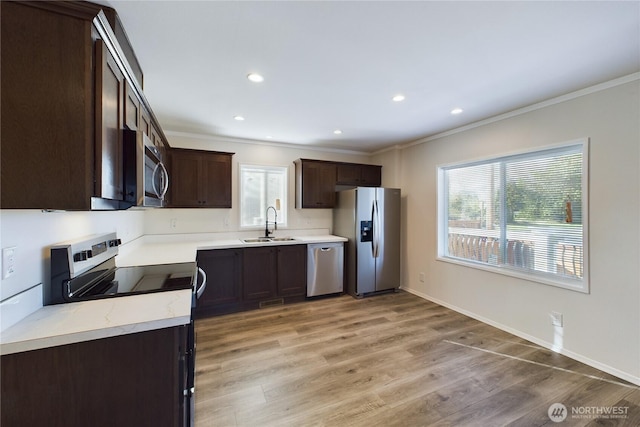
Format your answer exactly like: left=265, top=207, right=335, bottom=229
left=400, top=286, right=640, bottom=387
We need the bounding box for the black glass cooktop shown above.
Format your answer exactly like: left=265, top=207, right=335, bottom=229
left=67, top=262, right=196, bottom=301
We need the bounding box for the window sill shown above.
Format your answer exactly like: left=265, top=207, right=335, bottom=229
left=436, top=255, right=589, bottom=294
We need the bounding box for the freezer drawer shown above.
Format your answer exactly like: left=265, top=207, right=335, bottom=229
left=307, top=243, right=344, bottom=297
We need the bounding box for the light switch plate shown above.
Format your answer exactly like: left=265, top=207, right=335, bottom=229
left=2, top=246, right=17, bottom=279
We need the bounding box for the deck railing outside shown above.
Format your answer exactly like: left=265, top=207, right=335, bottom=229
left=447, top=232, right=583, bottom=279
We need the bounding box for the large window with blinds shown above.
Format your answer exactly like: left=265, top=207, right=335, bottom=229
left=437, top=139, right=589, bottom=292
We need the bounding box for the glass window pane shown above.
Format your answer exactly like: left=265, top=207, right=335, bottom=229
left=439, top=141, right=586, bottom=290
left=240, top=164, right=287, bottom=228
left=505, top=151, right=582, bottom=277
left=446, top=163, right=501, bottom=264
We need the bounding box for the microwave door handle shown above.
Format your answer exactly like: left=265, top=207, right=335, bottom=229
left=151, top=162, right=162, bottom=198
left=158, top=161, right=169, bottom=199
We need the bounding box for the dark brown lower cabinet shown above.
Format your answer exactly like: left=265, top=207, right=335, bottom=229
left=195, top=248, right=243, bottom=317
left=195, top=244, right=307, bottom=317
left=1, top=326, right=187, bottom=427
left=243, top=246, right=277, bottom=300
left=277, top=245, right=307, bottom=297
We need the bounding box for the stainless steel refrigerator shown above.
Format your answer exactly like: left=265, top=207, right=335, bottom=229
left=333, top=187, right=401, bottom=297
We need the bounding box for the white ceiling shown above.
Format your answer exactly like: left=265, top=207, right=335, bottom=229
left=101, top=1, right=639, bottom=153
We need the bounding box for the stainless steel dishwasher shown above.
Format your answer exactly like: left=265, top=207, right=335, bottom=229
left=307, top=242, right=344, bottom=296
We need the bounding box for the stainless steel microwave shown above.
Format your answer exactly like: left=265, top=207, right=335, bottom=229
left=123, top=130, right=169, bottom=208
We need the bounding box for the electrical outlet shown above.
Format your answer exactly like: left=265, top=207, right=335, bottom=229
left=170, top=218, right=177, bottom=228
left=2, top=246, right=17, bottom=279
left=419, top=272, right=425, bottom=283
left=550, top=311, right=563, bottom=327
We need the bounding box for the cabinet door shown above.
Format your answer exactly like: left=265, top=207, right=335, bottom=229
left=124, top=81, right=140, bottom=131
left=201, top=153, right=232, bottom=208
left=170, top=150, right=202, bottom=207
left=336, top=164, right=361, bottom=185
left=359, top=165, right=382, bottom=186
left=277, top=245, right=307, bottom=297
left=336, top=164, right=382, bottom=187
left=140, top=105, right=151, bottom=137
left=196, top=249, right=242, bottom=310
left=1, top=327, right=184, bottom=427
left=301, top=161, right=336, bottom=208
left=170, top=149, right=233, bottom=208
left=151, top=124, right=164, bottom=148
left=243, top=247, right=277, bottom=300
left=95, top=39, right=124, bottom=201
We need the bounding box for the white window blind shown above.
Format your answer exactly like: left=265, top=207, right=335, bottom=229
left=240, top=164, right=287, bottom=228
left=438, top=140, right=588, bottom=292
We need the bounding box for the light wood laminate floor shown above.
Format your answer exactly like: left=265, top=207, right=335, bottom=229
left=194, top=291, right=640, bottom=426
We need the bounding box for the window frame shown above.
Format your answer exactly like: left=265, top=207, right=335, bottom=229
left=436, top=138, right=589, bottom=293
left=239, top=163, right=288, bottom=230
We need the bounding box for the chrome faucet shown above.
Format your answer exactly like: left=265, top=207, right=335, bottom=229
left=264, top=206, right=277, bottom=238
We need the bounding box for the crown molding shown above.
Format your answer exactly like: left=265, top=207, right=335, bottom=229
left=401, top=72, right=640, bottom=150
left=163, top=130, right=370, bottom=156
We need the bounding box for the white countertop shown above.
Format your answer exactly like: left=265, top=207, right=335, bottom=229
left=1, top=289, right=192, bottom=356
left=1, top=233, right=347, bottom=356
left=116, top=233, right=347, bottom=267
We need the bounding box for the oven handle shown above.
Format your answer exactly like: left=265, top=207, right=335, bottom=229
left=196, top=267, right=207, bottom=299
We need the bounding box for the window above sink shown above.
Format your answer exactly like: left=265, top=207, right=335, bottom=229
left=239, top=164, right=288, bottom=229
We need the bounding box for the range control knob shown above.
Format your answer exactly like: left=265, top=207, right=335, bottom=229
left=73, top=250, right=93, bottom=262
left=108, top=239, right=122, bottom=247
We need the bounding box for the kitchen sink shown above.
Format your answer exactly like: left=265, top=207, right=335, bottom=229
left=243, top=238, right=273, bottom=243
left=242, top=237, right=297, bottom=243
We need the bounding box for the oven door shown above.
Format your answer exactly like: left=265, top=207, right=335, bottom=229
left=185, top=267, right=206, bottom=426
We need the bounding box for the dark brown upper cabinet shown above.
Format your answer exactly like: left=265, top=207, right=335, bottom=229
left=295, top=159, right=337, bottom=209
left=169, top=148, right=234, bottom=208
left=95, top=39, right=125, bottom=203
left=336, top=163, right=382, bottom=187
left=124, top=81, right=141, bottom=131
left=295, top=159, right=382, bottom=208
left=0, top=1, right=168, bottom=210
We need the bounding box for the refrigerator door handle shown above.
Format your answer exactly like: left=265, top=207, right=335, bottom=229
left=372, top=200, right=380, bottom=258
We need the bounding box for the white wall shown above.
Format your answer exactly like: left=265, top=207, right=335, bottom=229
left=0, top=133, right=374, bottom=325
left=375, top=77, right=640, bottom=384
left=144, top=132, right=372, bottom=236
left=0, top=209, right=146, bottom=330
left=2, top=78, right=637, bottom=385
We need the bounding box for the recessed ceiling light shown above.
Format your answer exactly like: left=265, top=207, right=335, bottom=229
left=265, top=135, right=273, bottom=139
left=392, top=94, right=405, bottom=102
left=333, top=129, right=343, bottom=135
left=247, top=73, right=264, bottom=83
left=234, top=115, right=245, bottom=121
left=451, top=108, right=464, bottom=115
